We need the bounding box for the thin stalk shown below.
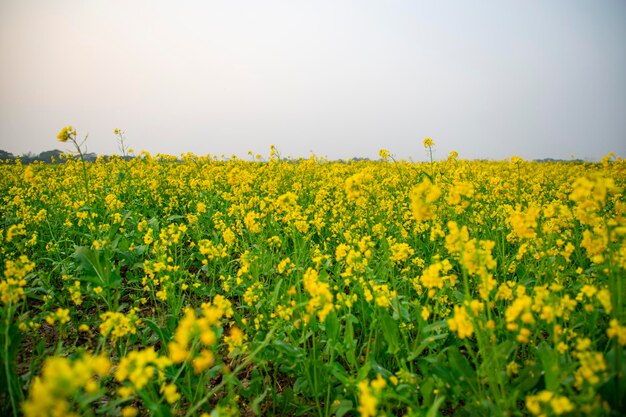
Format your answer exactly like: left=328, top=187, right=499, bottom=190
left=608, top=226, right=623, bottom=410
left=324, top=348, right=335, bottom=417
left=70, top=136, right=91, bottom=203
left=516, top=163, right=521, bottom=203
left=170, top=339, right=199, bottom=386
left=428, top=146, right=434, bottom=178
left=4, top=301, right=18, bottom=417
left=474, top=325, right=505, bottom=414
left=312, top=335, right=323, bottom=417
left=184, top=327, right=275, bottom=417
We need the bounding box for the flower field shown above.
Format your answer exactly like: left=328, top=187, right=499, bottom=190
left=1, top=135, right=625, bottom=416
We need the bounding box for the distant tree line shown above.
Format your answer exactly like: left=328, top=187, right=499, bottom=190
left=0, top=149, right=100, bottom=164
left=0, top=149, right=588, bottom=165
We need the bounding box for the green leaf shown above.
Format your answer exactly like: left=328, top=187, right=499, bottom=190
left=293, top=376, right=308, bottom=394
left=251, top=388, right=270, bottom=415
left=144, top=318, right=171, bottom=349
left=330, top=363, right=352, bottom=386
left=80, top=275, right=105, bottom=286
left=446, top=346, right=479, bottom=394
left=270, top=279, right=283, bottom=305
left=115, top=238, right=130, bottom=253
left=331, top=399, right=353, bottom=417
left=132, top=245, right=147, bottom=255
left=380, top=313, right=400, bottom=354
left=166, top=214, right=185, bottom=222
left=513, top=360, right=542, bottom=393
left=344, top=314, right=358, bottom=367
left=273, top=340, right=304, bottom=363
left=391, top=297, right=411, bottom=322
left=108, top=269, right=122, bottom=289
left=325, top=311, right=340, bottom=344
left=408, top=333, right=449, bottom=361
left=73, top=246, right=104, bottom=281
left=537, top=342, right=559, bottom=391
left=421, top=376, right=435, bottom=405
left=426, top=395, right=445, bottom=417
left=422, top=319, right=448, bottom=334
left=370, top=360, right=392, bottom=378
left=357, top=361, right=372, bottom=380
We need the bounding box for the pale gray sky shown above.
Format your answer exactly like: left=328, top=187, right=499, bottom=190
left=1, top=0, right=625, bottom=161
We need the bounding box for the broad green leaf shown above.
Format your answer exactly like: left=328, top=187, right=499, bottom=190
left=325, top=311, right=340, bottom=343
left=380, top=313, right=400, bottom=354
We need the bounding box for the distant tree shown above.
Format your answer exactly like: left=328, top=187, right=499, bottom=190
left=84, top=152, right=98, bottom=162
left=0, top=150, right=15, bottom=162
left=21, top=152, right=36, bottom=164
left=38, top=149, right=64, bottom=163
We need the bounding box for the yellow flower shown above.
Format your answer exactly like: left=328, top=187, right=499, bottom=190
left=115, top=348, right=171, bottom=390
left=23, top=166, right=35, bottom=183
left=99, top=310, right=140, bottom=342
left=596, top=288, right=612, bottom=313
left=423, top=137, right=434, bottom=148
left=448, top=305, right=474, bottom=339
left=357, top=380, right=378, bottom=417
left=224, top=326, right=245, bottom=353
left=192, top=349, right=215, bottom=374
left=550, top=395, right=574, bottom=415
left=302, top=268, right=334, bottom=322
left=121, top=406, right=138, bottom=417
left=415, top=259, right=453, bottom=297
left=410, top=178, right=441, bottom=222
left=22, top=354, right=110, bottom=417
left=607, top=319, right=626, bottom=346
left=370, top=374, right=387, bottom=390
left=526, top=391, right=574, bottom=416
left=345, top=171, right=373, bottom=202
left=1, top=255, right=35, bottom=304
left=45, top=308, right=71, bottom=325
left=574, top=350, right=607, bottom=388
left=389, top=242, right=414, bottom=263
left=57, top=125, right=75, bottom=142
left=168, top=299, right=230, bottom=366
left=506, top=205, right=541, bottom=241
left=160, top=383, right=181, bottom=404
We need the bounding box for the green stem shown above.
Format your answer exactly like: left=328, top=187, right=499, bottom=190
left=170, top=339, right=199, bottom=387
left=428, top=147, right=434, bottom=178
left=608, top=232, right=623, bottom=409
left=474, top=324, right=505, bottom=414
left=71, top=137, right=91, bottom=203
left=184, top=327, right=275, bottom=417
left=312, top=334, right=323, bottom=417
left=4, top=301, right=19, bottom=417
left=516, top=164, right=521, bottom=202
left=324, top=347, right=335, bottom=417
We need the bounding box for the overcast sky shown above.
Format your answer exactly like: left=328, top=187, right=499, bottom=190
left=1, top=1, right=625, bottom=161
